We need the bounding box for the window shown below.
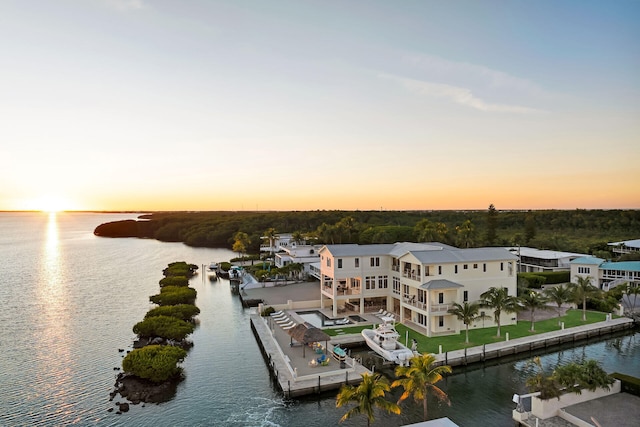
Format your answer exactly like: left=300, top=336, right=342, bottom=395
left=365, top=276, right=375, bottom=290
left=438, top=316, right=444, bottom=327
left=463, top=264, right=468, bottom=270
left=326, top=258, right=331, bottom=267
left=403, top=284, right=410, bottom=299
left=355, top=258, right=359, bottom=268
left=370, top=257, right=380, bottom=267
left=438, top=292, right=444, bottom=304
left=378, top=275, right=388, bottom=289
left=500, top=262, right=504, bottom=271
left=578, top=266, right=591, bottom=274
left=473, top=263, right=478, bottom=269
left=455, top=265, right=458, bottom=274
left=337, top=259, right=342, bottom=268
left=483, top=263, right=487, bottom=272
left=438, top=266, right=442, bottom=275
left=393, top=277, right=400, bottom=294
left=417, top=313, right=427, bottom=327
left=463, top=291, right=468, bottom=302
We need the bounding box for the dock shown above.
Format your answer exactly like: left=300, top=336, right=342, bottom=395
left=433, top=316, right=635, bottom=367
left=250, top=314, right=371, bottom=398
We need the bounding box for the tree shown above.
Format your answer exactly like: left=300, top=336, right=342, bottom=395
left=455, top=219, right=476, bottom=248
left=392, top=353, right=452, bottom=421
left=544, top=284, right=572, bottom=325
left=291, top=230, right=306, bottom=245
left=447, top=302, right=490, bottom=344
left=232, top=231, right=250, bottom=264
left=479, top=287, right=520, bottom=338
left=263, top=227, right=278, bottom=255
left=570, top=276, right=600, bottom=321
left=415, top=219, right=437, bottom=242
left=526, top=357, right=614, bottom=401
left=133, top=315, right=195, bottom=341
left=336, top=373, right=400, bottom=426
left=486, top=204, right=498, bottom=246
left=524, top=211, right=536, bottom=244
left=122, top=345, right=187, bottom=383
left=519, top=290, right=549, bottom=332
left=145, top=304, right=201, bottom=322
left=149, top=286, right=197, bottom=306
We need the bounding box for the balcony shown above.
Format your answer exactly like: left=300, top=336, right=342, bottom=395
left=403, top=297, right=427, bottom=311
left=402, top=271, right=421, bottom=281
left=430, top=303, right=453, bottom=313
left=391, top=265, right=400, bottom=272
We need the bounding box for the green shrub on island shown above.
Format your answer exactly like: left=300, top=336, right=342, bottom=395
left=150, top=286, right=197, bottom=306
left=219, top=262, right=231, bottom=272
left=145, top=304, right=200, bottom=322
left=159, top=276, right=189, bottom=287
left=163, top=261, right=198, bottom=278
left=122, top=345, right=187, bottom=383
left=133, top=315, right=195, bottom=341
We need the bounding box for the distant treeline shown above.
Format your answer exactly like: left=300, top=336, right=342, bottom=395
left=93, top=209, right=640, bottom=257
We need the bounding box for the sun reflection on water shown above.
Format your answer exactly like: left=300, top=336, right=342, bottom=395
left=35, top=212, right=74, bottom=413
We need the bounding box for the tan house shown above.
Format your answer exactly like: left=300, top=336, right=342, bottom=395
left=318, top=242, right=518, bottom=337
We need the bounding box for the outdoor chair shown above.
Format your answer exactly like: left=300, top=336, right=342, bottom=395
left=270, top=310, right=285, bottom=317
left=282, top=322, right=297, bottom=330
left=275, top=316, right=291, bottom=324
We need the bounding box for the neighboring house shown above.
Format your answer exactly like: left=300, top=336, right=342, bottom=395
left=259, top=233, right=293, bottom=253
left=608, top=238, right=640, bottom=256
left=274, top=243, right=322, bottom=278
left=318, top=242, right=518, bottom=337
left=570, top=257, right=640, bottom=290
left=505, top=246, right=588, bottom=273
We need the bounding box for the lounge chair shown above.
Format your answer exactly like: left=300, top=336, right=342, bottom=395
left=282, top=322, right=297, bottom=330
left=270, top=310, right=285, bottom=317
left=375, top=309, right=385, bottom=316
left=273, top=314, right=289, bottom=322
left=276, top=317, right=292, bottom=325
left=279, top=321, right=295, bottom=329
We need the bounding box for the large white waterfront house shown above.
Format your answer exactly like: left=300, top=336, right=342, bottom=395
left=318, top=242, right=518, bottom=337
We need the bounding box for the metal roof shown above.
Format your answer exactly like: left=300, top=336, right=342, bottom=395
left=608, top=239, right=640, bottom=249
left=505, top=246, right=588, bottom=260
left=322, top=242, right=516, bottom=264
left=571, top=256, right=605, bottom=265
left=420, top=279, right=464, bottom=289
left=600, top=261, right=640, bottom=272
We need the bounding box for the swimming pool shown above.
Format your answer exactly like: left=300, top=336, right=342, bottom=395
left=296, top=311, right=352, bottom=328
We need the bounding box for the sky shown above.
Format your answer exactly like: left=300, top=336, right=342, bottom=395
left=1, top=0, right=639, bottom=212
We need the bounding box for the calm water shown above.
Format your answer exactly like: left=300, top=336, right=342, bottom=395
left=0, top=212, right=638, bottom=427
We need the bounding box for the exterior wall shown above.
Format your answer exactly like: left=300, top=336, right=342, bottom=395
left=531, top=381, right=621, bottom=419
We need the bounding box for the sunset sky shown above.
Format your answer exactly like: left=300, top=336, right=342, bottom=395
left=1, top=0, right=639, bottom=212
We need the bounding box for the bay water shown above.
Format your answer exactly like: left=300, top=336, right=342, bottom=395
left=0, top=212, right=638, bottom=426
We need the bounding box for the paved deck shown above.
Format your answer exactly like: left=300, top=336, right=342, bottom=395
left=251, top=312, right=370, bottom=397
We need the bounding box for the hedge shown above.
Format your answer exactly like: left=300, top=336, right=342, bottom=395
left=122, top=345, right=187, bottom=383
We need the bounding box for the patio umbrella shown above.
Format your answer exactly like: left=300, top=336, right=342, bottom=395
left=287, top=324, right=331, bottom=358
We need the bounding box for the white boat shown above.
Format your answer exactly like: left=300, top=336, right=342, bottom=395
left=361, top=317, right=414, bottom=366
left=207, top=262, right=219, bottom=272
left=228, top=266, right=243, bottom=282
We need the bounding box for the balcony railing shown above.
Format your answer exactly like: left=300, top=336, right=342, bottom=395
left=391, top=265, right=400, bottom=272
left=402, top=271, right=421, bottom=281
left=403, top=297, right=427, bottom=311
left=430, top=303, right=453, bottom=313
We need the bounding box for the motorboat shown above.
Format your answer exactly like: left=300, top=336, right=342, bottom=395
left=361, top=317, right=414, bottom=366
left=207, top=262, right=219, bottom=272
left=228, top=266, right=243, bottom=282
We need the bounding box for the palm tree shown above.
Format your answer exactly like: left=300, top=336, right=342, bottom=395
left=291, top=230, right=305, bottom=245
left=455, top=219, right=476, bottom=248
left=519, top=290, right=549, bottom=332
left=447, top=301, right=491, bottom=344
left=479, top=287, right=520, bottom=338
left=232, top=232, right=250, bottom=265
left=336, top=373, right=400, bottom=426
left=263, top=227, right=278, bottom=255
left=570, top=276, right=600, bottom=321
left=544, top=284, right=572, bottom=325
left=392, top=353, right=452, bottom=421
left=623, top=283, right=639, bottom=313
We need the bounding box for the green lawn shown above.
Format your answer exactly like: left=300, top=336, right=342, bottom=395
left=324, top=309, right=608, bottom=354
